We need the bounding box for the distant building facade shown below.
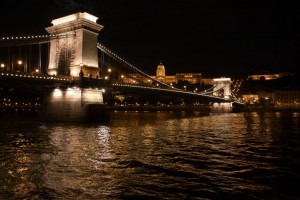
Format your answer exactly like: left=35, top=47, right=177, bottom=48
left=248, top=72, right=292, bottom=80
left=274, top=90, right=300, bottom=108
left=242, top=94, right=259, bottom=104
left=150, top=62, right=203, bottom=84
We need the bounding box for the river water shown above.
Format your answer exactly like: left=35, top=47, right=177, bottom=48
left=0, top=111, right=299, bottom=199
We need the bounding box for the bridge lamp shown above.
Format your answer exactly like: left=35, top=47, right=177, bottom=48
left=35, top=69, right=39, bottom=73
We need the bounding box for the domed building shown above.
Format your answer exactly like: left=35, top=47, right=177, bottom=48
left=150, top=61, right=203, bottom=84
left=155, top=61, right=166, bottom=81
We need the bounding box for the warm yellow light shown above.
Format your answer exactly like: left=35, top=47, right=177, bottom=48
left=17, top=60, right=22, bottom=65
left=108, top=68, right=112, bottom=72
left=51, top=12, right=98, bottom=26
left=53, top=88, right=63, bottom=97
left=35, top=69, right=39, bottom=73
left=0, top=64, right=4, bottom=68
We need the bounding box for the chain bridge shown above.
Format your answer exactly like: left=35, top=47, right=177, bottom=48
left=0, top=12, right=244, bottom=122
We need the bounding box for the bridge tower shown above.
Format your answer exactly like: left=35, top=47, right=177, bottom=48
left=46, top=12, right=103, bottom=78
left=213, top=78, right=231, bottom=99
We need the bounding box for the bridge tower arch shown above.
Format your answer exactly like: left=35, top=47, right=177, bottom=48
left=213, top=78, right=231, bottom=99
left=45, top=12, right=103, bottom=78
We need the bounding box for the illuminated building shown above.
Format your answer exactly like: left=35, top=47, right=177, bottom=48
left=248, top=72, right=292, bottom=80
left=150, top=62, right=202, bottom=84
left=242, top=94, right=259, bottom=104
left=274, top=90, right=300, bottom=108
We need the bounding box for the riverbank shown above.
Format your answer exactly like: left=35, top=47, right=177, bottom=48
left=244, top=107, right=300, bottom=112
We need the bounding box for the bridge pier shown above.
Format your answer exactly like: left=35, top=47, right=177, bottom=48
left=40, top=87, right=108, bottom=122
left=211, top=102, right=233, bottom=113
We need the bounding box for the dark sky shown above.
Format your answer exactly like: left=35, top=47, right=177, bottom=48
left=0, top=0, right=299, bottom=78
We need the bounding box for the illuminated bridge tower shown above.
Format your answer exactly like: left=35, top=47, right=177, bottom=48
left=46, top=12, right=103, bottom=78
left=211, top=77, right=233, bottom=112
left=213, top=78, right=232, bottom=99
left=41, top=13, right=107, bottom=122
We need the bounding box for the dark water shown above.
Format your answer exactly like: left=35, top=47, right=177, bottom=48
left=0, top=111, right=300, bottom=200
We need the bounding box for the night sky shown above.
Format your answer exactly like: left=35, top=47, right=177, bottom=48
left=0, top=0, right=299, bottom=78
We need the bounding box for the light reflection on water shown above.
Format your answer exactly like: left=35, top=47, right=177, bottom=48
left=0, top=111, right=300, bottom=199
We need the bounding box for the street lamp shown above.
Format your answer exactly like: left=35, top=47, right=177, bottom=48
left=1, top=63, right=4, bottom=68
left=17, top=60, right=22, bottom=65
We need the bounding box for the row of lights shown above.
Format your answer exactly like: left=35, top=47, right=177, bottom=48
left=1, top=61, right=40, bottom=73
left=1, top=60, right=23, bottom=67
left=1, top=33, right=75, bottom=40
left=112, top=83, right=225, bottom=100
left=0, top=72, right=69, bottom=81
left=1, top=35, right=49, bottom=40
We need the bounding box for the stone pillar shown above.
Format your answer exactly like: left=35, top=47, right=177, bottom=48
left=45, top=12, right=103, bottom=78
left=213, top=78, right=231, bottom=99
left=40, top=87, right=108, bottom=122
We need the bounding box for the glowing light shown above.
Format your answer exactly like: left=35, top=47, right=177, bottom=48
left=66, top=88, right=77, bottom=96
left=51, top=12, right=98, bottom=26
left=213, top=78, right=231, bottom=82
left=82, top=89, right=103, bottom=103
left=108, top=68, right=112, bottom=72
left=0, top=64, right=4, bottom=68
left=53, top=88, right=63, bottom=97
left=17, top=60, right=22, bottom=65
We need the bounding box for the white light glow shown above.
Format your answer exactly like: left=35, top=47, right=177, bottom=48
left=53, top=89, right=63, bottom=97
left=52, top=12, right=98, bottom=26
left=213, top=78, right=231, bottom=82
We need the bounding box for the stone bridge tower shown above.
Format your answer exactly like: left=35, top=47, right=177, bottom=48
left=213, top=78, right=232, bottom=99
left=46, top=12, right=103, bottom=78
